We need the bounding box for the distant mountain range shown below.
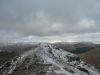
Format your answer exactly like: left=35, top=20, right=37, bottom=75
left=53, top=42, right=100, bottom=54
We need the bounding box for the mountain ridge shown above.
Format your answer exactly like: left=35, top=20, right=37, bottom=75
left=0, top=43, right=100, bottom=75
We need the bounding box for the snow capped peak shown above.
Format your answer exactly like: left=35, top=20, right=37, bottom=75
left=0, top=43, right=100, bottom=75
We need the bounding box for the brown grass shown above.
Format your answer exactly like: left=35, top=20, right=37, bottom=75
left=78, top=48, right=100, bottom=71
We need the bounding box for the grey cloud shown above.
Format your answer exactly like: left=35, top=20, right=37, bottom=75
left=0, top=30, right=21, bottom=43
left=14, top=32, right=100, bottom=44
left=0, top=0, right=100, bottom=43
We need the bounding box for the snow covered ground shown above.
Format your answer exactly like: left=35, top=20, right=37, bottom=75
left=0, top=43, right=100, bottom=75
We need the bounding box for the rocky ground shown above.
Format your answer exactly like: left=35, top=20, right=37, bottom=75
left=0, top=43, right=100, bottom=75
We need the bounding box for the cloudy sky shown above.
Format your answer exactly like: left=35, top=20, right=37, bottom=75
left=0, top=0, right=100, bottom=43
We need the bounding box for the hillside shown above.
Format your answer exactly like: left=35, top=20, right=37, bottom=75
left=53, top=42, right=96, bottom=54
left=0, top=43, right=99, bottom=75
left=78, top=48, right=100, bottom=70
left=0, top=43, right=38, bottom=67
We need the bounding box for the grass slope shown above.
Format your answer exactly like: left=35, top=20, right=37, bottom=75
left=78, top=48, right=100, bottom=70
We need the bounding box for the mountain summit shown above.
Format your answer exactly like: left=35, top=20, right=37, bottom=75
left=0, top=43, right=100, bottom=75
